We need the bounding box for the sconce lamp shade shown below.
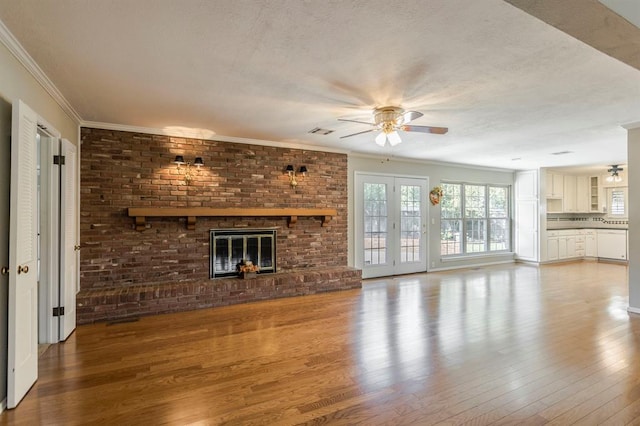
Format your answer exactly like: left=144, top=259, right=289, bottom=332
left=193, top=157, right=204, bottom=167
left=285, top=165, right=295, bottom=173
left=299, top=166, right=308, bottom=175
left=174, top=155, right=186, bottom=164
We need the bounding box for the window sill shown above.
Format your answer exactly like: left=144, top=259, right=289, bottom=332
left=441, top=251, right=514, bottom=262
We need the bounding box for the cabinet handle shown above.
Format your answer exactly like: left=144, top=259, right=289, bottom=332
left=17, top=265, right=29, bottom=274
left=1, top=267, right=8, bottom=275
left=74, top=245, right=81, bottom=251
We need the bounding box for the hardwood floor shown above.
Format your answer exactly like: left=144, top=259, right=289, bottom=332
left=3, top=262, right=640, bottom=425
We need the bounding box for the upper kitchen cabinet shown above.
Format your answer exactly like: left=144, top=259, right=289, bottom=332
left=589, top=176, right=602, bottom=213
left=545, top=172, right=564, bottom=198
left=576, top=176, right=589, bottom=213
left=563, top=175, right=589, bottom=213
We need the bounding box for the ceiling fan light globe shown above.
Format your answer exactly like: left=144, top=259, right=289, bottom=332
left=375, top=132, right=387, bottom=147
left=388, top=131, right=402, bottom=146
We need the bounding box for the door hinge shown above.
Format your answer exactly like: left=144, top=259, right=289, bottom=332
left=53, top=306, right=65, bottom=317
left=53, top=155, right=66, bottom=165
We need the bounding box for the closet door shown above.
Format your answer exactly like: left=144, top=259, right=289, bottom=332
left=59, top=138, right=78, bottom=340
left=8, top=100, right=39, bottom=408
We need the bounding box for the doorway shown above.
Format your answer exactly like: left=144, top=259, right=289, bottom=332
left=354, top=173, right=428, bottom=279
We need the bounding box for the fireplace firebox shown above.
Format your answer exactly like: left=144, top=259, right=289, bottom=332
left=210, top=229, right=277, bottom=278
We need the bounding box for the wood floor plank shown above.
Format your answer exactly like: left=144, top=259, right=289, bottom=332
left=2, top=262, right=640, bottom=425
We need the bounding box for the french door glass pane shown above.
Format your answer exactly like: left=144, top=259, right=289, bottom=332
left=364, top=183, right=388, bottom=265
left=400, top=185, right=421, bottom=263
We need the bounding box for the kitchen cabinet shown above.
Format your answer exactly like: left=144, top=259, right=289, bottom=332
left=547, top=231, right=559, bottom=261
left=589, top=176, right=601, bottom=213
left=575, top=230, right=586, bottom=257
left=563, top=176, right=577, bottom=212
left=597, top=230, right=627, bottom=260
left=562, top=175, right=589, bottom=213
left=576, top=176, right=589, bottom=213
left=558, top=230, right=576, bottom=259
left=546, top=172, right=564, bottom=198
left=586, top=230, right=597, bottom=257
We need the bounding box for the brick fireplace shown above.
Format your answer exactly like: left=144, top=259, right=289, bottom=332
left=77, top=128, right=360, bottom=323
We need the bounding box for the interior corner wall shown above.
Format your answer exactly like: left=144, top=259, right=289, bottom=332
left=627, top=126, right=640, bottom=312
left=347, top=155, right=515, bottom=272
left=0, top=38, right=79, bottom=405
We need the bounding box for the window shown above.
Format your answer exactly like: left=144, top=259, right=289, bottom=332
left=440, top=183, right=511, bottom=256
left=607, top=188, right=627, bottom=217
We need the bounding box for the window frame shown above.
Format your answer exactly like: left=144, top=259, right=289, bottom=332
left=440, top=182, right=512, bottom=257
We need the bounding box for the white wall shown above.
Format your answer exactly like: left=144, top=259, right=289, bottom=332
left=628, top=126, right=640, bottom=313
left=0, top=36, right=79, bottom=405
left=348, top=155, right=515, bottom=272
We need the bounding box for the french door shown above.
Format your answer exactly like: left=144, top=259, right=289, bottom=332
left=355, top=174, right=428, bottom=278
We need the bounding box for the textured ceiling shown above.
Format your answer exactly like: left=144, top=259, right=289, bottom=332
left=0, top=0, right=639, bottom=170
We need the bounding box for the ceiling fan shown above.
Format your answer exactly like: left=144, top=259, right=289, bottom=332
left=339, top=106, right=448, bottom=147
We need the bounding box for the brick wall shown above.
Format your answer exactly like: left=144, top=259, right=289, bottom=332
left=80, top=128, right=348, bottom=290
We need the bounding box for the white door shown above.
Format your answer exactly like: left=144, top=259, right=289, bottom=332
left=8, top=100, right=39, bottom=408
left=355, top=174, right=428, bottom=279
left=59, top=138, right=78, bottom=339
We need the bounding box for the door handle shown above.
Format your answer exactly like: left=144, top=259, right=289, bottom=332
left=1, top=266, right=8, bottom=275
left=17, top=265, right=29, bottom=274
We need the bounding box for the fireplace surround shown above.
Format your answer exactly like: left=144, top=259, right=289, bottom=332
left=210, top=229, right=277, bottom=278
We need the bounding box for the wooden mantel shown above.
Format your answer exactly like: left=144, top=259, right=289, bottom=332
left=127, top=207, right=337, bottom=231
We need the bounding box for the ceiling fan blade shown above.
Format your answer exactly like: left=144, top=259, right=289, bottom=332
left=340, top=128, right=377, bottom=139
left=400, top=110, right=423, bottom=124
left=401, top=124, right=448, bottom=135
left=338, top=118, right=375, bottom=126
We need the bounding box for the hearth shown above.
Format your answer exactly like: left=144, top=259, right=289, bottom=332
left=210, top=229, right=277, bottom=278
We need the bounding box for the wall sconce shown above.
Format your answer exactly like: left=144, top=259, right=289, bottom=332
left=285, top=165, right=307, bottom=187
left=174, top=155, right=204, bottom=184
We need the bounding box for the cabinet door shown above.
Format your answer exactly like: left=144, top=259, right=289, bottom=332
left=563, top=176, right=577, bottom=212
left=589, top=176, right=600, bottom=212
left=586, top=233, right=597, bottom=257
left=546, top=172, right=564, bottom=198
left=576, top=176, right=589, bottom=213
left=566, top=236, right=576, bottom=258
left=552, top=173, right=564, bottom=197
left=547, top=237, right=559, bottom=261
left=558, top=237, right=568, bottom=259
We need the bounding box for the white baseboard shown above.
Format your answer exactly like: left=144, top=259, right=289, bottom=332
left=628, top=306, right=640, bottom=315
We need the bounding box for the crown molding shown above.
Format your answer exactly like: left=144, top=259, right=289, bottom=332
left=0, top=19, right=82, bottom=124
left=81, top=121, right=352, bottom=155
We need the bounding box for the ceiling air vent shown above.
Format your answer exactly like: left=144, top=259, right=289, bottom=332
left=308, top=127, right=334, bottom=135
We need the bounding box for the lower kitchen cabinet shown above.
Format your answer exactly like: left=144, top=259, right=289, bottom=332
left=545, top=229, right=626, bottom=262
